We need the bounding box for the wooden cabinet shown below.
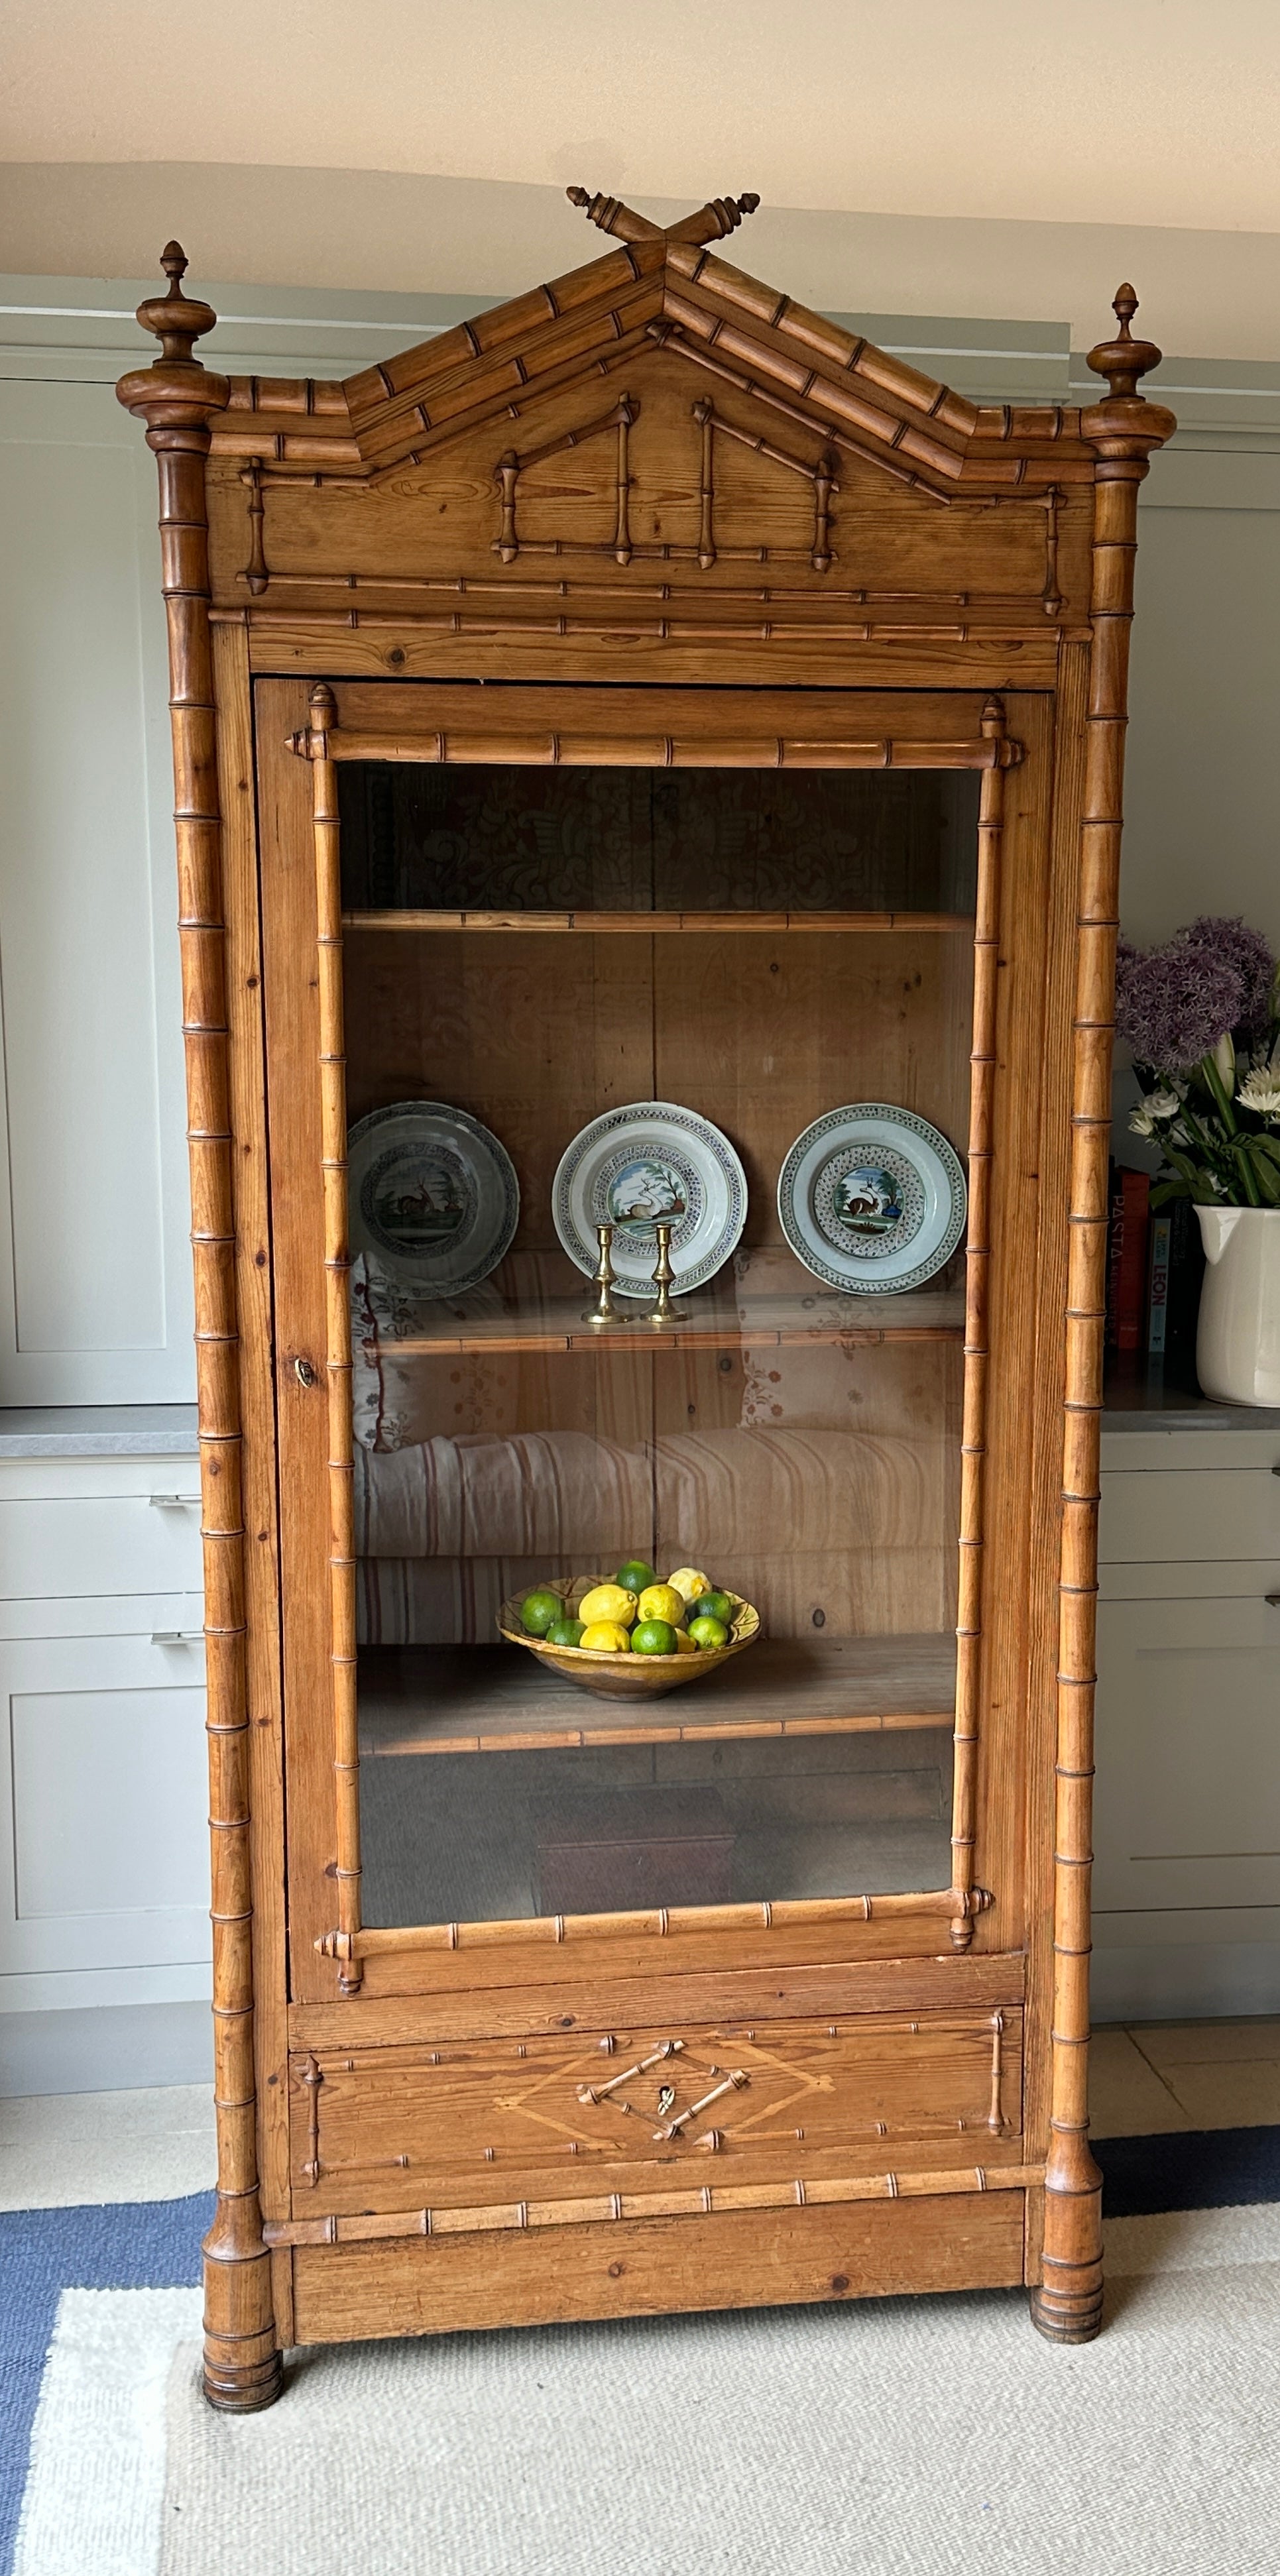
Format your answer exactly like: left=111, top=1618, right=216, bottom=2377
left=115, top=192, right=1173, bottom=2405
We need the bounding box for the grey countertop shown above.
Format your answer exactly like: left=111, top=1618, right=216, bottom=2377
left=0, top=1405, right=199, bottom=1456
left=0, top=1390, right=1273, bottom=1455
left=1102, top=1378, right=1280, bottom=1433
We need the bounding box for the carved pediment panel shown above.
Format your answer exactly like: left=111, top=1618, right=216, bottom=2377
left=489, top=361, right=840, bottom=573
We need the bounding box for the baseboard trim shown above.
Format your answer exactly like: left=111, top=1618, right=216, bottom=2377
left=0, top=1997, right=213, bottom=2096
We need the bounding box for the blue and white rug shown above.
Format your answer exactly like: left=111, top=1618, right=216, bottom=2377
left=1, top=2195, right=207, bottom=2576
left=4, top=2143, right=1280, bottom=2576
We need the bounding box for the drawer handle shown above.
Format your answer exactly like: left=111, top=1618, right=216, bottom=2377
left=1266, top=1595, right=1280, bottom=1608
left=151, top=1629, right=204, bottom=1646
left=654, top=2070, right=748, bottom=2142
left=148, top=1493, right=198, bottom=1510
left=577, top=2038, right=682, bottom=2107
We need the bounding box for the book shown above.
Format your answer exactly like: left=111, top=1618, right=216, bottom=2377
left=1105, top=1164, right=1151, bottom=1354
left=1147, top=1211, right=1172, bottom=1356
left=1163, top=1194, right=1205, bottom=1384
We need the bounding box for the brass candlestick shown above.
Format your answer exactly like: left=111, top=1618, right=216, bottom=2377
left=581, top=1221, right=622, bottom=1325
left=646, top=1220, right=677, bottom=1325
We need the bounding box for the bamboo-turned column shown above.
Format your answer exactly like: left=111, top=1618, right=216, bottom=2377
left=305, top=686, right=363, bottom=1993
left=950, top=695, right=1007, bottom=1950
left=1033, top=292, right=1174, bottom=2345
left=117, top=249, right=282, bottom=2411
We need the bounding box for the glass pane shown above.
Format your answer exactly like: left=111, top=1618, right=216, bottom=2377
left=342, top=762, right=979, bottom=1928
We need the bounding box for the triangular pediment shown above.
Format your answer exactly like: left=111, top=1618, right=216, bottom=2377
left=339, top=190, right=1082, bottom=506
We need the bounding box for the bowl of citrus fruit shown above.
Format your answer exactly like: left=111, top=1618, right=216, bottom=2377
left=498, top=1563, right=760, bottom=1700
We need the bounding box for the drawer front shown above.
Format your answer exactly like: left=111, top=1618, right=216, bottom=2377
left=288, top=2009, right=1023, bottom=2217
left=0, top=1490, right=203, bottom=1599
left=1099, top=1467, right=1280, bottom=1566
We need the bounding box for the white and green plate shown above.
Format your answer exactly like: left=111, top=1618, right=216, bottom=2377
left=553, top=1101, right=747, bottom=1298
left=777, top=1103, right=966, bottom=1294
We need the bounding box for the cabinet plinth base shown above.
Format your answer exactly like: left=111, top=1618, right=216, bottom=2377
left=202, top=2346, right=284, bottom=2412
left=1029, top=2281, right=1104, bottom=2344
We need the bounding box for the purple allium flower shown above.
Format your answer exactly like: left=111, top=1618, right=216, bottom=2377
left=1175, top=916, right=1276, bottom=1033
left=1116, top=937, right=1244, bottom=1072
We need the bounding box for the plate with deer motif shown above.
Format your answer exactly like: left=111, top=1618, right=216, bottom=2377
left=777, top=1103, right=966, bottom=1294
left=347, top=1101, right=520, bottom=1294
left=553, top=1102, right=747, bottom=1298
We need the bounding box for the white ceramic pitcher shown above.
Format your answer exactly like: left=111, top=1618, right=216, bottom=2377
left=1196, top=1204, right=1280, bottom=1406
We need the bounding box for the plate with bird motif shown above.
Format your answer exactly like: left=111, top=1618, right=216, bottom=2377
left=553, top=1101, right=747, bottom=1298
left=777, top=1103, right=966, bottom=1294
left=347, top=1101, right=520, bottom=1294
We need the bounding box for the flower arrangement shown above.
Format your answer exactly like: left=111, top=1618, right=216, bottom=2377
left=1118, top=915, right=1280, bottom=1208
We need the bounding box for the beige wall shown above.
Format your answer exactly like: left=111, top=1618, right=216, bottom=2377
left=5, top=160, right=1280, bottom=364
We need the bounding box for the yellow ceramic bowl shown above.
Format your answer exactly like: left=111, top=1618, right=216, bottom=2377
left=498, top=1577, right=760, bottom=1701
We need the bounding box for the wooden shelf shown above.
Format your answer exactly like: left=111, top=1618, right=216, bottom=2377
left=358, top=1634, right=957, bottom=1758
left=367, top=1284, right=964, bottom=1359
left=344, top=909, right=974, bottom=936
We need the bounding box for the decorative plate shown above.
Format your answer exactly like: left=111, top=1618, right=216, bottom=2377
left=777, top=1103, right=966, bottom=1295
left=552, top=1102, right=747, bottom=1298
left=347, top=1101, right=520, bottom=1295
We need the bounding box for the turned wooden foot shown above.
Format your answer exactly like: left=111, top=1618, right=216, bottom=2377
left=202, top=2344, right=284, bottom=2411
left=1029, top=2278, right=1104, bottom=2343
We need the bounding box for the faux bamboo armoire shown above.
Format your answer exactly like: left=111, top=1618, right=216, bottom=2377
left=117, top=188, right=1172, bottom=2408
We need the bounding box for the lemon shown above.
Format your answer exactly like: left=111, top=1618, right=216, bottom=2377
left=667, top=1567, right=711, bottom=1606
left=579, top=1619, right=632, bottom=1653
left=578, top=1583, right=636, bottom=1629
left=672, top=1628, right=698, bottom=1653
left=637, top=1583, right=685, bottom=1628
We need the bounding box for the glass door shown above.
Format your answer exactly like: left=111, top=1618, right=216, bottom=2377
left=300, top=687, right=1010, bottom=1970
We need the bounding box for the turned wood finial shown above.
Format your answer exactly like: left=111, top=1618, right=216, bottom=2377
left=135, top=240, right=217, bottom=367
left=1086, top=282, right=1162, bottom=402
left=567, top=184, right=761, bottom=248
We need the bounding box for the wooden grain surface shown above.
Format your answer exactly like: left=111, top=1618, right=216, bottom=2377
left=116, top=233, right=1172, bottom=2359
left=354, top=1286, right=964, bottom=1357
left=358, top=1634, right=956, bottom=1757
left=290, top=2188, right=1025, bottom=2341
left=283, top=2006, right=1021, bottom=2218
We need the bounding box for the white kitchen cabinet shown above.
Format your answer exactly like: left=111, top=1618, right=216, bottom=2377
left=0, top=1439, right=211, bottom=2086
left=1094, top=1417, right=1280, bottom=2019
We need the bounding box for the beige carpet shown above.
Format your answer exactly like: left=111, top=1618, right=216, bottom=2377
left=158, top=2215, right=1280, bottom=2576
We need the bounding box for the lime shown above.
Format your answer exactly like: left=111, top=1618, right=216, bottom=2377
left=616, top=1559, right=656, bottom=1596
left=699, top=1590, right=734, bottom=1627
left=579, top=1619, right=632, bottom=1653
left=638, top=1583, right=685, bottom=1628
left=521, top=1587, right=563, bottom=1637
left=546, top=1618, right=586, bottom=1649
left=687, top=1614, right=729, bottom=1652
left=632, top=1618, right=678, bottom=1656
left=579, top=1582, right=637, bottom=1629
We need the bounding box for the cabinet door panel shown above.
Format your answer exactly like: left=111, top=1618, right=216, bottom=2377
left=0, top=1631, right=209, bottom=1975
left=1094, top=1596, right=1280, bottom=1911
